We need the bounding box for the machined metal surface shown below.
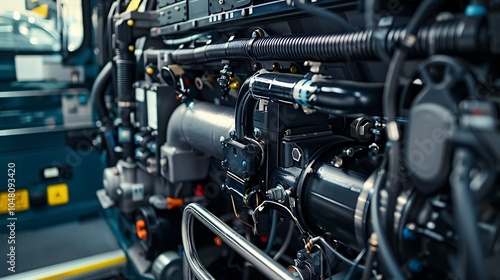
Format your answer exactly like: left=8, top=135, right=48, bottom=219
left=182, top=203, right=296, bottom=280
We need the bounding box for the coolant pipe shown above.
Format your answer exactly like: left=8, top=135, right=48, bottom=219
left=182, top=203, right=297, bottom=280
left=249, top=72, right=384, bottom=116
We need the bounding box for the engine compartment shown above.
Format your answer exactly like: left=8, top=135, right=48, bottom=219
left=91, top=0, right=500, bottom=279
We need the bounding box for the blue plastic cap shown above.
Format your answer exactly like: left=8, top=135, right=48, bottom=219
left=465, top=4, right=487, bottom=16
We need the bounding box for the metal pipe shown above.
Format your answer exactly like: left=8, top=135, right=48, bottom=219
left=182, top=203, right=297, bottom=280
left=167, top=101, right=234, bottom=159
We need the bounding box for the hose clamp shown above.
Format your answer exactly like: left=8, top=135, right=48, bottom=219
left=118, top=101, right=134, bottom=108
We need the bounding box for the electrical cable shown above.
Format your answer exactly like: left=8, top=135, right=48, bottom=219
left=231, top=196, right=254, bottom=228
left=312, top=237, right=366, bottom=269
left=253, top=200, right=309, bottom=238
left=265, top=210, right=279, bottom=255
left=273, top=219, right=294, bottom=261
left=345, top=248, right=367, bottom=280
left=311, top=244, right=333, bottom=280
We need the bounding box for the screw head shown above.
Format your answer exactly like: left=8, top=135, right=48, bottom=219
left=292, top=147, right=302, bottom=162
left=253, top=128, right=261, bottom=138
left=345, top=147, right=354, bottom=157
left=219, top=0, right=224, bottom=4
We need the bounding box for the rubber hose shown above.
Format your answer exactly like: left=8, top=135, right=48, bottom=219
left=92, top=61, right=114, bottom=128
left=115, top=48, right=135, bottom=158
left=170, top=17, right=486, bottom=64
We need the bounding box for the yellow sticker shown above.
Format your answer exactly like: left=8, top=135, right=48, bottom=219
left=126, top=0, right=142, bottom=12
left=32, top=4, right=49, bottom=18
left=0, top=189, right=30, bottom=214
left=47, top=183, right=69, bottom=206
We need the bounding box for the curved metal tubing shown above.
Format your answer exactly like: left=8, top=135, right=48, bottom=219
left=182, top=203, right=297, bottom=280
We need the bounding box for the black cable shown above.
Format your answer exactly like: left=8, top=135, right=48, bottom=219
left=235, top=79, right=255, bottom=139
left=273, top=219, right=294, bottom=261
left=265, top=210, right=278, bottom=254
left=380, top=0, right=445, bottom=277
left=314, top=237, right=367, bottom=270
left=361, top=249, right=376, bottom=280
left=450, top=148, right=488, bottom=280
left=311, top=244, right=332, bottom=280
left=292, top=0, right=354, bottom=32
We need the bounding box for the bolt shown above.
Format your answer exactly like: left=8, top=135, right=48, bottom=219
left=332, top=156, right=343, bottom=168
left=253, top=128, right=261, bottom=139
left=253, top=63, right=262, bottom=70
left=242, top=161, right=247, bottom=168
left=344, top=147, right=354, bottom=157
left=369, top=143, right=379, bottom=153
left=292, top=147, right=302, bottom=162
left=220, top=136, right=225, bottom=144
left=297, top=252, right=303, bottom=259
left=284, top=129, right=292, bottom=136
left=221, top=159, right=228, bottom=169
left=219, top=0, right=224, bottom=4
left=229, top=130, right=236, bottom=139
left=220, top=184, right=227, bottom=191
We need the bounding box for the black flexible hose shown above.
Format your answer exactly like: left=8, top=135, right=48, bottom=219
left=115, top=48, right=135, bottom=159
left=91, top=61, right=117, bottom=165
left=380, top=0, right=445, bottom=278
left=92, top=61, right=114, bottom=128
left=235, top=79, right=255, bottom=140
left=169, top=17, right=486, bottom=64
left=450, top=148, right=488, bottom=280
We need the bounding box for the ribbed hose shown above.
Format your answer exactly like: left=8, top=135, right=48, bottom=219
left=116, top=49, right=135, bottom=159
left=170, top=17, right=486, bottom=64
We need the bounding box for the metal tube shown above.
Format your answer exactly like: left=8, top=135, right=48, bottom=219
left=166, top=101, right=234, bottom=159
left=182, top=203, right=297, bottom=280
